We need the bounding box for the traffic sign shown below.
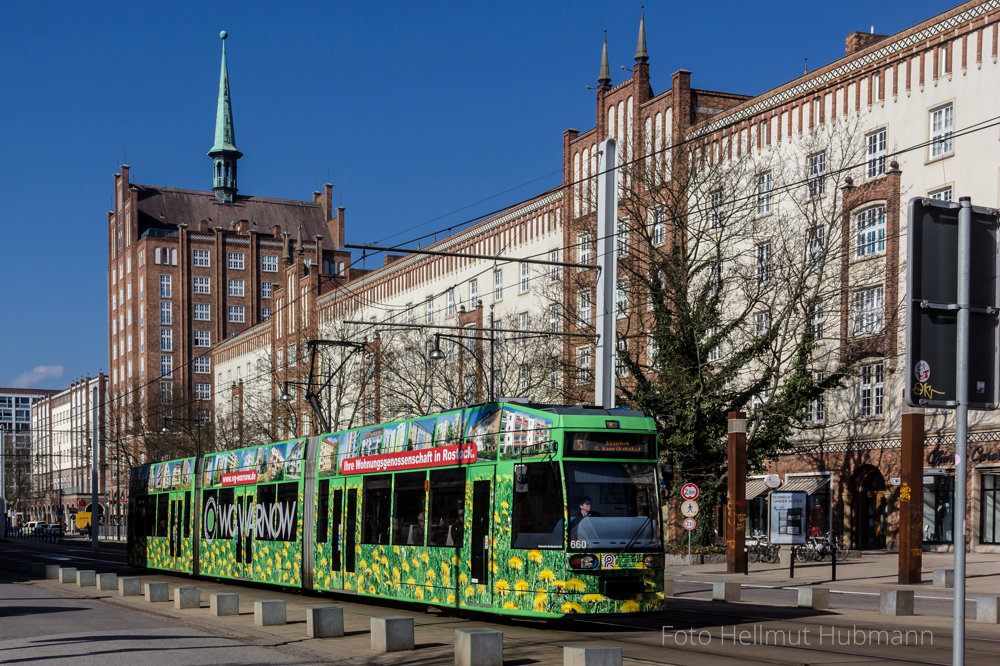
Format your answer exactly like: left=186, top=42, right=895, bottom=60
left=681, top=500, right=699, bottom=517
left=683, top=517, right=696, bottom=531
left=681, top=483, right=699, bottom=501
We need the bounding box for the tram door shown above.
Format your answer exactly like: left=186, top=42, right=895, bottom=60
left=323, top=478, right=346, bottom=590
left=233, top=486, right=255, bottom=579
left=167, top=491, right=186, bottom=564
left=468, top=466, right=495, bottom=604
left=342, top=476, right=362, bottom=582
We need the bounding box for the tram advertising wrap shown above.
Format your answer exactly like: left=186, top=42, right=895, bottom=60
left=127, top=402, right=664, bottom=618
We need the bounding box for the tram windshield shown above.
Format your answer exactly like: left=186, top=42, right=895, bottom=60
left=564, top=461, right=660, bottom=552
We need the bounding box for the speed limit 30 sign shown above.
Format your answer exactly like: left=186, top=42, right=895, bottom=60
left=681, top=483, right=699, bottom=501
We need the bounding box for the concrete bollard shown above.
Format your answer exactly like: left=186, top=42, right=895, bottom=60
left=119, top=577, right=142, bottom=596
left=977, top=596, right=1000, bottom=624
left=144, top=581, right=169, bottom=603
left=254, top=600, right=286, bottom=626
left=932, top=569, right=954, bottom=589
left=44, top=564, right=60, bottom=579
left=778, top=547, right=792, bottom=567
left=797, top=586, right=830, bottom=609
left=455, top=628, right=503, bottom=666
left=712, top=581, right=741, bottom=602
left=175, top=587, right=201, bottom=609
left=371, top=616, right=414, bottom=652
left=76, top=570, right=97, bottom=587
left=563, top=646, right=623, bottom=666
left=880, top=589, right=914, bottom=616
left=663, top=579, right=675, bottom=597
left=211, top=593, right=240, bottom=616
left=306, top=606, right=344, bottom=638
left=59, top=567, right=77, bottom=583
left=97, top=573, right=118, bottom=591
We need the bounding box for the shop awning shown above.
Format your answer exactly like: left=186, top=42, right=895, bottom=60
left=780, top=475, right=830, bottom=495
left=745, top=478, right=769, bottom=500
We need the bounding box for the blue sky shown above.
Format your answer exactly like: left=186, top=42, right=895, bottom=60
left=0, top=0, right=951, bottom=389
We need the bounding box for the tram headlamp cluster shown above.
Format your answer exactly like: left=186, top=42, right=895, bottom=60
left=568, top=554, right=600, bottom=570
left=643, top=554, right=663, bottom=569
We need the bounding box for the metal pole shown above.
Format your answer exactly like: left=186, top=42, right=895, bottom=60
left=489, top=306, right=496, bottom=403
left=116, top=430, right=121, bottom=541
left=91, top=385, right=99, bottom=550
left=953, top=197, right=971, bottom=666
left=0, top=432, right=6, bottom=538
left=595, top=137, right=618, bottom=409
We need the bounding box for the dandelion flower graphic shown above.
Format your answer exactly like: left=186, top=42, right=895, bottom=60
left=533, top=592, right=548, bottom=612
left=538, top=568, right=555, bottom=582
left=527, top=550, right=543, bottom=563
left=561, top=601, right=584, bottom=614
left=495, top=579, right=510, bottom=596
left=503, top=601, right=518, bottom=609
left=620, top=600, right=640, bottom=612
left=582, top=593, right=606, bottom=603
left=508, top=556, right=523, bottom=570
left=514, top=579, right=530, bottom=596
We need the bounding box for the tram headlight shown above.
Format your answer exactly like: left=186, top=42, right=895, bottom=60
left=569, top=554, right=599, bottom=570
left=643, top=554, right=663, bottom=569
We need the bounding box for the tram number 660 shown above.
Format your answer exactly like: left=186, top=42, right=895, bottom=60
left=570, top=540, right=587, bottom=549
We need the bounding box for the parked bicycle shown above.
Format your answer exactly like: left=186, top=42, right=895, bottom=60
left=794, top=533, right=849, bottom=562
left=747, top=532, right=780, bottom=564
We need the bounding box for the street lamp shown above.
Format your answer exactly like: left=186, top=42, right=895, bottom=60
left=427, top=311, right=496, bottom=403
left=161, top=416, right=204, bottom=463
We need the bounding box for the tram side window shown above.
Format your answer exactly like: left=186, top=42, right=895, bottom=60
left=144, top=495, right=157, bottom=537
left=392, top=471, right=427, bottom=546
left=362, top=475, right=392, bottom=544
left=277, top=482, right=299, bottom=541
left=428, top=468, right=465, bottom=547
left=511, top=462, right=564, bottom=549
left=184, top=492, right=191, bottom=538
left=317, top=480, right=330, bottom=543
left=156, top=494, right=169, bottom=537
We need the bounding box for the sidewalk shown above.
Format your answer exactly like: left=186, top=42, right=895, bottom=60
left=666, top=550, right=1000, bottom=596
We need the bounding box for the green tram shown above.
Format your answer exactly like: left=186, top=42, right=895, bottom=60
left=127, top=402, right=665, bottom=618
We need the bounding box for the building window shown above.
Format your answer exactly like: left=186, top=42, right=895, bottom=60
left=859, top=362, right=884, bottom=418
left=518, top=312, right=529, bottom=345
left=493, top=269, right=503, bottom=301
left=709, top=190, right=724, bottom=229
left=228, top=279, right=245, bottom=297
left=930, top=103, right=953, bottom=159
left=519, top=262, right=529, bottom=292
left=616, top=219, right=630, bottom=258
left=227, top=252, right=245, bottom=270
left=193, top=303, right=210, bottom=321
left=549, top=250, right=560, bottom=281
left=853, top=285, right=884, bottom=335
left=807, top=151, right=826, bottom=198
left=193, top=357, right=211, bottom=374
left=519, top=364, right=529, bottom=393
left=262, top=307, right=271, bottom=321
left=651, top=211, right=666, bottom=246
left=262, top=281, right=273, bottom=299
left=707, top=325, right=722, bottom=362
left=228, top=306, right=245, bottom=323
left=446, top=288, right=455, bottom=316
left=159, top=274, right=171, bottom=298
left=615, top=339, right=628, bottom=377
left=807, top=226, right=825, bottom=271
left=469, top=279, right=478, bottom=308
left=425, top=295, right=434, bottom=323
left=578, top=289, right=591, bottom=326
left=160, top=355, right=173, bottom=379
left=855, top=205, right=886, bottom=258
left=160, top=301, right=172, bottom=325
left=576, top=346, right=591, bottom=384
left=756, top=171, right=772, bottom=214
left=192, top=276, right=210, bottom=294
left=192, top=249, right=210, bottom=267
left=756, top=242, right=771, bottom=284
left=981, top=473, right=1000, bottom=545
left=193, top=330, right=211, bottom=347
left=615, top=281, right=628, bottom=318
left=262, top=255, right=278, bottom=272
left=925, top=474, right=954, bottom=543
left=930, top=187, right=952, bottom=202
left=160, top=382, right=172, bottom=403
left=549, top=304, right=560, bottom=333
left=803, top=372, right=825, bottom=425
left=754, top=311, right=771, bottom=338
left=579, top=233, right=592, bottom=266
left=866, top=128, right=886, bottom=178
left=160, top=328, right=172, bottom=352
left=810, top=300, right=824, bottom=341
left=194, top=383, right=211, bottom=400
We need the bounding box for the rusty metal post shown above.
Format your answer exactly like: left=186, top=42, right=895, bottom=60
left=898, top=410, right=925, bottom=584
left=727, top=412, right=747, bottom=574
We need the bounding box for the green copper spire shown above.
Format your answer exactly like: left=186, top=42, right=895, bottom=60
left=634, top=10, right=649, bottom=64
left=598, top=32, right=611, bottom=86
left=208, top=30, right=242, bottom=203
